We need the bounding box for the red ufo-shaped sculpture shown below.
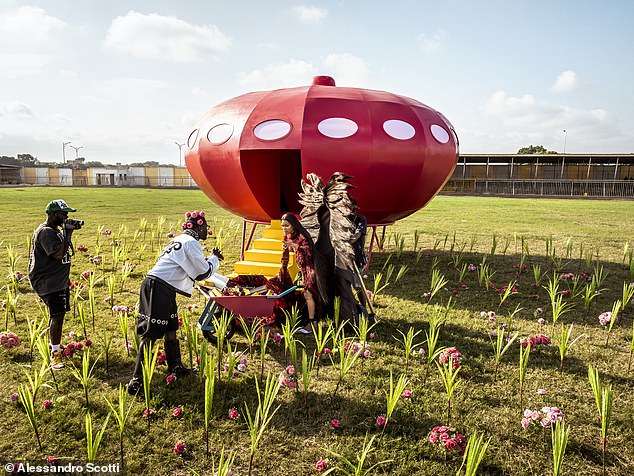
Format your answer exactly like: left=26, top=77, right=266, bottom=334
left=185, top=76, right=459, bottom=225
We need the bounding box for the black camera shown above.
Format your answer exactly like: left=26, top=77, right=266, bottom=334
left=64, top=219, right=84, bottom=230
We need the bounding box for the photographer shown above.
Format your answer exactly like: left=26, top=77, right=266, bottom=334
left=127, top=210, right=224, bottom=395
left=28, top=199, right=82, bottom=370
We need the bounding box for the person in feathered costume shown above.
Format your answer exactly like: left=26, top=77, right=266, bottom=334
left=298, top=172, right=360, bottom=325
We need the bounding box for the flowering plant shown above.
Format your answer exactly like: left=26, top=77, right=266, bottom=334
left=520, top=334, right=550, bottom=349
left=438, top=347, right=462, bottom=368
left=598, top=311, right=612, bottom=327
left=0, top=331, right=20, bottom=349
left=278, top=365, right=297, bottom=389
left=521, top=407, right=564, bottom=430
left=428, top=425, right=467, bottom=456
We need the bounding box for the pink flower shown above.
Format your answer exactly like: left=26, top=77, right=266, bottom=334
left=62, top=348, right=72, bottom=358
left=330, top=419, right=341, bottom=429
left=228, top=409, right=239, bottom=420
left=445, top=438, right=458, bottom=451
left=521, top=417, right=531, bottom=429
left=375, top=415, right=387, bottom=428
left=173, top=441, right=186, bottom=455
left=369, top=332, right=376, bottom=340
left=285, top=365, right=295, bottom=375
left=166, top=374, right=176, bottom=384
left=46, top=456, right=59, bottom=466
left=273, top=333, right=283, bottom=343
left=315, top=459, right=329, bottom=473
left=537, top=317, right=545, bottom=325
left=42, top=399, right=52, bottom=409
left=537, top=388, right=547, bottom=395
left=402, top=389, right=413, bottom=399
left=172, top=406, right=183, bottom=418
left=598, top=312, right=612, bottom=326
left=323, top=347, right=331, bottom=354
left=75, top=342, right=83, bottom=351
left=540, top=418, right=552, bottom=428
left=85, top=339, right=92, bottom=347
left=143, top=408, right=155, bottom=418
left=9, top=392, right=18, bottom=402
left=428, top=431, right=439, bottom=444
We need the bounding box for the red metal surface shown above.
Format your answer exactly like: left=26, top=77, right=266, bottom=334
left=211, top=295, right=276, bottom=318
left=185, top=76, right=459, bottom=224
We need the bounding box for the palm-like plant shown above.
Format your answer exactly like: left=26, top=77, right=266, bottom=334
left=244, top=373, right=281, bottom=476
left=104, top=384, right=135, bottom=470
left=68, top=348, right=99, bottom=408
left=323, top=433, right=393, bottom=475
left=436, top=357, right=461, bottom=423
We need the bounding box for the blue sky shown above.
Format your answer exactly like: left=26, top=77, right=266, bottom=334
left=1, top=0, right=633, bottom=165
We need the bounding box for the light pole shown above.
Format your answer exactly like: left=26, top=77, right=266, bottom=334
left=70, top=145, right=83, bottom=159
left=560, top=130, right=567, bottom=178
left=62, top=141, right=71, bottom=164
left=175, top=142, right=185, bottom=167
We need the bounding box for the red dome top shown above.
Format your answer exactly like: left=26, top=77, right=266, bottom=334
left=185, top=77, right=459, bottom=224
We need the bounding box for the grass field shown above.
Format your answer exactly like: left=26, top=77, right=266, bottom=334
left=1, top=187, right=633, bottom=475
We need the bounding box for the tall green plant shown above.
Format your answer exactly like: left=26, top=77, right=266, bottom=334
left=204, top=358, right=215, bottom=458
left=68, top=348, right=99, bottom=408
left=244, top=373, right=281, bottom=476
left=323, top=433, right=393, bottom=476
left=436, top=357, right=461, bottom=423
left=457, top=432, right=491, bottom=476
left=141, top=342, right=159, bottom=422
left=557, top=324, right=584, bottom=371
left=383, top=372, right=408, bottom=430
left=330, top=338, right=362, bottom=397
left=490, top=327, right=518, bottom=376
left=17, top=385, right=42, bottom=451
left=551, top=420, right=569, bottom=476
left=518, top=344, right=531, bottom=407
left=85, top=412, right=111, bottom=463
left=394, top=327, right=423, bottom=375
left=104, top=384, right=135, bottom=470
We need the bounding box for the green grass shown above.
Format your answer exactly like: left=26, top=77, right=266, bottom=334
left=1, top=188, right=633, bottom=475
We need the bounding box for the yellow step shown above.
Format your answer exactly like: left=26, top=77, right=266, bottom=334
left=234, top=260, right=298, bottom=279
left=262, top=228, right=285, bottom=239
left=245, top=249, right=295, bottom=266
left=253, top=237, right=284, bottom=251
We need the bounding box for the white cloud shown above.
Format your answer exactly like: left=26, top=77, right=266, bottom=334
left=0, top=101, right=36, bottom=118
left=93, top=78, right=166, bottom=102
left=237, top=59, right=316, bottom=88
left=551, top=70, right=578, bottom=93
left=0, top=6, right=66, bottom=44
left=323, top=53, right=370, bottom=87
left=0, top=53, right=53, bottom=78
left=416, top=29, right=447, bottom=54
left=292, top=5, right=328, bottom=23
left=483, top=90, right=621, bottom=148
left=103, top=11, right=231, bottom=62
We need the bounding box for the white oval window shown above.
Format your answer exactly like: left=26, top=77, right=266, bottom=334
left=253, top=119, right=291, bottom=141
left=430, top=124, right=450, bottom=144
left=207, top=123, right=233, bottom=145
left=318, top=117, right=358, bottom=139
left=187, top=129, right=199, bottom=149
left=383, top=119, right=415, bottom=140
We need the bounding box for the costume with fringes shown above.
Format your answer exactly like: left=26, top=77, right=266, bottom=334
left=299, top=172, right=360, bottom=323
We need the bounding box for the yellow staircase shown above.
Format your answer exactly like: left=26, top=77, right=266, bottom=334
left=233, top=220, right=298, bottom=279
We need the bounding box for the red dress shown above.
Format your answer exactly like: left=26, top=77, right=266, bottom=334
left=286, top=233, right=319, bottom=299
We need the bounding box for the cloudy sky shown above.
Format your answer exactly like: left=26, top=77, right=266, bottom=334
left=1, top=0, right=633, bottom=165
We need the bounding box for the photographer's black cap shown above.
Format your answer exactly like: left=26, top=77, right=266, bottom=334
left=45, top=199, right=76, bottom=214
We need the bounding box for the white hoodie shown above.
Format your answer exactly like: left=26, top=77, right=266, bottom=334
left=147, top=233, right=220, bottom=297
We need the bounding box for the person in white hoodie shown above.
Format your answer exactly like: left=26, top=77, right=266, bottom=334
left=127, top=210, right=223, bottom=394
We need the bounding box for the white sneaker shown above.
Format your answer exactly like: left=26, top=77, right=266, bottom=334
left=50, top=350, right=64, bottom=370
